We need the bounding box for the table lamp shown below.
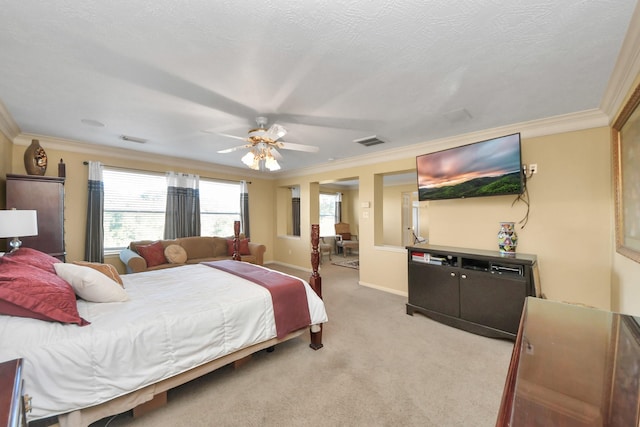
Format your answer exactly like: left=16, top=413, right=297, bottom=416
left=0, top=209, right=38, bottom=253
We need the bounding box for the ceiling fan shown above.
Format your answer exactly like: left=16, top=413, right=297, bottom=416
left=216, top=116, right=319, bottom=171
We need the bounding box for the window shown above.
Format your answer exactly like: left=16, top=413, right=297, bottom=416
left=103, top=168, right=166, bottom=250
left=103, top=168, right=242, bottom=251
left=319, top=193, right=338, bottom=237
left=199, top=180, right=241, bottom=236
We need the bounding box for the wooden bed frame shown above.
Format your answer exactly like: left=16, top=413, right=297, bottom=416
left=34, top=223, right=324, bottom=427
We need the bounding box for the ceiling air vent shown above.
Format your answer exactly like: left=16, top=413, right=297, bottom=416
left=354, top=135, right=385, bottom=147
left=120, top=135, right=148, bottom=144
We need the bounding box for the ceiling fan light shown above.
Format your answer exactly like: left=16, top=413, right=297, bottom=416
left=241, top=151, right=255, bottom=167
left=265, top=156, right=281, bottom=171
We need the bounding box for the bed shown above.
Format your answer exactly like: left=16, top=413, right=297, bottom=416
left=0, top=225, right=327, bottom=427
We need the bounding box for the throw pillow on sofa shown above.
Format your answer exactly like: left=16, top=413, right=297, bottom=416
left=136, top=241, right=167, bottom=267
left=164, top=244, right=188, bottom=264
left=226, top=238, right=251, bottom=256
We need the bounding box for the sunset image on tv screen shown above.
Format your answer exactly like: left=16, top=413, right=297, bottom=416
left=417, top=133, right=522, bottom=200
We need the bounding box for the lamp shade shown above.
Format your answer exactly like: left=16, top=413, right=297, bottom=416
left=0, top=209, right=38, bottom=238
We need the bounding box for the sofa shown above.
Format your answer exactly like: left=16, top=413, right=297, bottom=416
left=120, top=236, right=266, bottom=273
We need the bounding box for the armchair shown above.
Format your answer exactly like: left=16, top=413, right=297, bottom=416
left=334, top=222, right=358, bottom=257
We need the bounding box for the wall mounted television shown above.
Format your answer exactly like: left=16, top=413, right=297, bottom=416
left=416, top=133, right=523, bottom=201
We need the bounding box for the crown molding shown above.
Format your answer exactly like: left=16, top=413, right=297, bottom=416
left=277, top=108, right=609, bottom=179
left=600, top=1, right=640, bottom=120
left=14, top=133, right=266, bottom=179
left=0, top=99, right=21, bottom=140
left=13, top=107, right=607, bottom=182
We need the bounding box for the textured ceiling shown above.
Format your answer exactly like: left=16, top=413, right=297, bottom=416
left=0, top=1, right=636, bottom=174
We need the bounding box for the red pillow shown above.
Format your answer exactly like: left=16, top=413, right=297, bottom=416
left=226, top=238, right=251, bottom=256
left=2, top=247, right=61, bottom=274
left=340, top=232, right=352, bottom=241
left=0, top=262, right=89, bottom=326
left=136, top=241, right=167, bottom=267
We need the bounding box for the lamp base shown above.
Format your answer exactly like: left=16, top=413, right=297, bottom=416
left=8, top=237, right=23, bottom=253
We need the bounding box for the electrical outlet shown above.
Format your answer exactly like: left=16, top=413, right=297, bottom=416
left=525, top=343, right=534, bottom=355
left=529, top=163, right=538, bottom=174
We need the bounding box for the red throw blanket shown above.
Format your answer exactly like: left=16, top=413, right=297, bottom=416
left=202, top=260, right=311, bottom=339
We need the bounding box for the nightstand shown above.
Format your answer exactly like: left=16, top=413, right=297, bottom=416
left=0, top=359, right=28, bottom=427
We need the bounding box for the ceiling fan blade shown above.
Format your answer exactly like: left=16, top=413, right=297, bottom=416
left=270, top=147, right=283, bottom=160
left=217, top=144, right=250, bottom=154
left=278, top=141, right=320, bottom=153
left=202, top=129, right=248, bottom=141
left=264, top=123, right=287, bottom=141
left=218, top=133, right=248, bottom=141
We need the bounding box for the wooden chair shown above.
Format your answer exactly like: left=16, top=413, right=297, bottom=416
left=319, top=237, right=332, bottom=264
left=334, top=222, right=358, bottom=257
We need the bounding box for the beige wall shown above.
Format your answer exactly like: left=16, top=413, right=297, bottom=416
left=8, top=136, right=275, bottom=272
left=276, top=128, right=615, bottom=308
left=383, top=183, right=416, bottom=246
left=428, top=128, right=612, bottom=309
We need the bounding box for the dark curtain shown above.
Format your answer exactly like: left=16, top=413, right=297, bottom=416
left=240, top=180, right=250, bottom=238
left=84, top=161, right=104, bottom=262
left=292, top=187, right=301, bottom=236
left=164, top=172, right=201, bottom=239
left=335, top=192, right=342, bottom=224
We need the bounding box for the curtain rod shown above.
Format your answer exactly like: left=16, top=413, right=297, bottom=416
left=82, top=161, right=250, bottom=184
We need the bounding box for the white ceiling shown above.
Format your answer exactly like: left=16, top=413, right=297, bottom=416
left=0, top=1, right=637, bottom=174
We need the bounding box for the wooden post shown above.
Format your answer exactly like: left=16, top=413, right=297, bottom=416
left=232, top=220, right=241, bottom=261
left=309, top=224, right=323, bottom=350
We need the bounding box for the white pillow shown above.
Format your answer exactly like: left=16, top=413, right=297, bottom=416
left=54, top=263, right=129, bottom=303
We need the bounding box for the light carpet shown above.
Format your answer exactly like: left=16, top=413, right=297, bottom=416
left=331, top=258, right=359, bottom=269
left=92, top=260, right=514, bottom=427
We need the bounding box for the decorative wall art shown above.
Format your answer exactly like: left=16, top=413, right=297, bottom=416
left=613, top=81, right=640, bottom=263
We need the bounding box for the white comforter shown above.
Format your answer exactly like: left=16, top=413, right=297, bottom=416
left=0, top=264, right=328, bottom=421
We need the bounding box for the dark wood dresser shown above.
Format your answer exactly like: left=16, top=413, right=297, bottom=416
left=406, top=244, right=538, bottom=340
left=497, top=298, right=640, bottom=426
left=0, top=359, right=27, bottom=427
left=5, top=174, right=66, bottom=261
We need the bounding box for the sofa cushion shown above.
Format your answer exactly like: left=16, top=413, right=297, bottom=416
left=164, top=244, right=188, bottom=264
left=226, top=238, right=251, bottom=256
left=212, top=237, right=229, bottom=257
left=136, top=241, right=167, bottom=267
left=178, top=236, right=215, bottom=259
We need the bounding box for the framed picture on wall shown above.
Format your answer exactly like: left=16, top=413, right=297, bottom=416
left=613, top=81, right=640, bottom=263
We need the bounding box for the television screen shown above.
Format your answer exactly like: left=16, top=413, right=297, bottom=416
left=416, top=133, right=523, bottom=201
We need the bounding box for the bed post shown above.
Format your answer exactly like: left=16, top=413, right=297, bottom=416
left=309, top=224, right=323, bottom=350
left=232, top=220, right=241, bottom=261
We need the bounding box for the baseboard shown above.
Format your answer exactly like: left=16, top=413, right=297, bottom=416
left=267, top=261, right=312, bottom=273
left=358, top=280, right=408, bottom=297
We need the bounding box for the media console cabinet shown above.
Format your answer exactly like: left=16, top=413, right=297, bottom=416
left=406, top=244, right=539, bottom=340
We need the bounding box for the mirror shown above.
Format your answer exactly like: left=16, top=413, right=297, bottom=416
left=318, top=178, right=359, bottom=254
left=276, top=185, right=301, bottom=237
left=378, top=171, right=428, bottom=247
